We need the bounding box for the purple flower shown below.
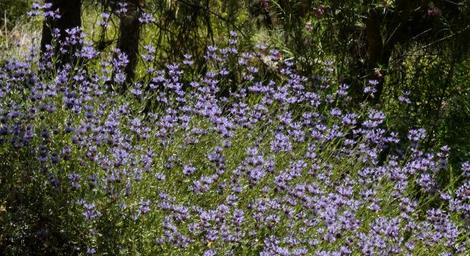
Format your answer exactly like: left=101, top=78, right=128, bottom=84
left=116, top=2, right=128, bottom=15
left=203, top=249, right=216, bottom=256
left=271, top=132, right=292, bottom=153
left=68, top=173, right=81, bottom=189
left=183, top=165, right=196, bottom=176
left=407, top=128, right=426, bottom=142
left=183, top=54, right=194, bottom=65
left=139, top=12, right=155, bottom=24
left=462, top=162, right=470, bottom=177
left=139, top=199, right=151, bottom=214
left=86, top=247, right=97, bottom=255
left=83, top=202, right=100, bottom=220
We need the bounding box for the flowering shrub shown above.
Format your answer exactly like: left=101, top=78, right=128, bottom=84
left=0, top=25, right=469, bottom=255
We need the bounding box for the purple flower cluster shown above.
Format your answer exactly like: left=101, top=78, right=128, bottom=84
left=0, top=28, right=468, bottom=255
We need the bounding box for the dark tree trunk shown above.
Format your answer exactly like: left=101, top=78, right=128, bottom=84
left=40, top=0, right=82, bottom=66
left=364, top=9, right=388, bottom=104
left=116, top=0, right=142, bottom=85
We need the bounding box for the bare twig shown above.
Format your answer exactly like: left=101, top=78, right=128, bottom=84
left=420, top=25, right=470, bottom=49
left=174, top=0, right=248, bottom=39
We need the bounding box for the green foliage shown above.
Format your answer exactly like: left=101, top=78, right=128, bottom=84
left=0, top=0, right=31, bottom=29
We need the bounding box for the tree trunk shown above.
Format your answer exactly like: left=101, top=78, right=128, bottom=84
left=365, top=9, right=386, bottom=104
left=116, top=0, right=142, bottom=85
left=40, top=0, right=82, bottom=66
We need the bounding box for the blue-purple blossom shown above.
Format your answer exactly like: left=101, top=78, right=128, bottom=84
left=0, top=27, right=467, bottom=256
